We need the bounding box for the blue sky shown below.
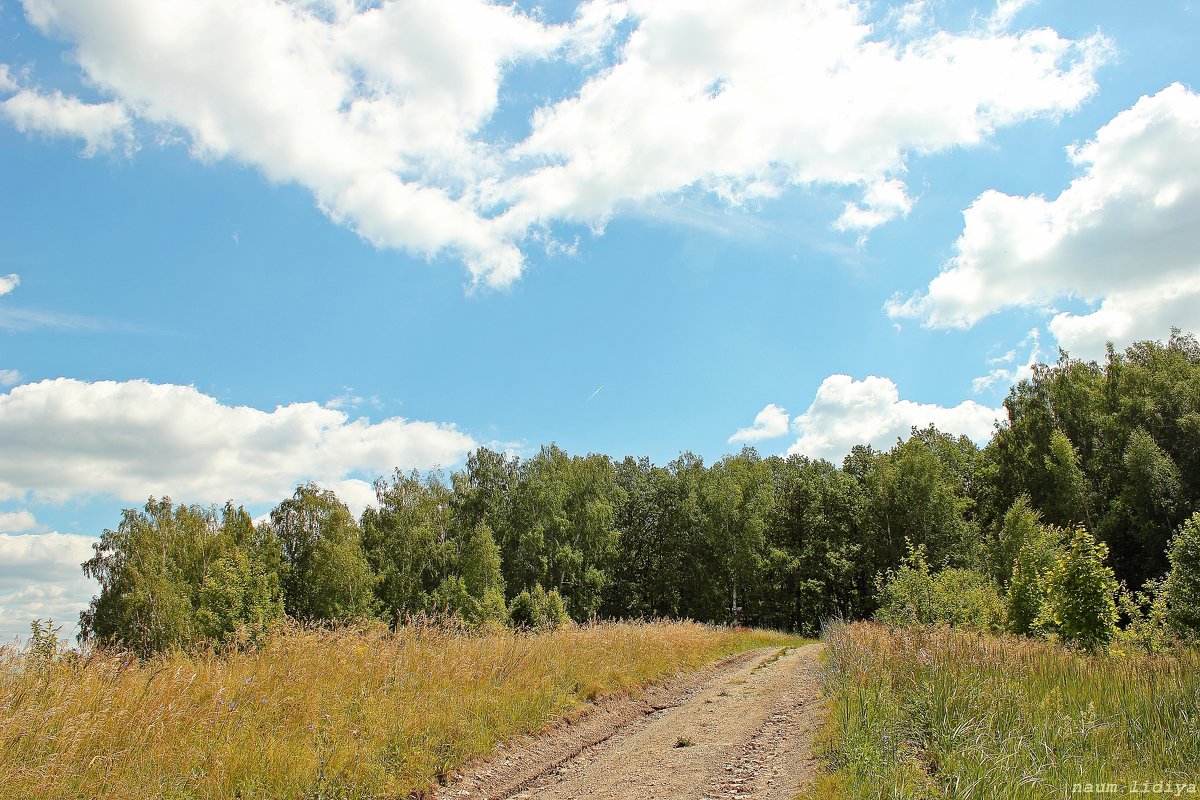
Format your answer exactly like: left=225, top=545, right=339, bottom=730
left=1, top=0, right=1198, bottom=641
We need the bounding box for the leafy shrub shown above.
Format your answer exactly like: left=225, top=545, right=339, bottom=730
left=1116, top=577, right=1172, bottom=653
left=875, top=548, right=1003, bottom=631
left=873, top=548, right=935, bottom=625
left=1164, top=511, right=1200, bottom=638
left=430, top=575, right=478, bottom=620
left=1035, top=526, right=1119, bottom=650
left=475, top=588, right=509, bottom=625
left=1005, top=523, right=1065, bottom=636
left=27, top=619, right=63, bottom=667
left=508, top=584, right=570, bottom=628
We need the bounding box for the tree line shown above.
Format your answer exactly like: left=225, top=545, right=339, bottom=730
left=80, top=331, right=1200, bottom=654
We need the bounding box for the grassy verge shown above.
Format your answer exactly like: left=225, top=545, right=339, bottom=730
left=1, top=621, right=796, bottom=800
left=810, top=621, right=1200, bottom=800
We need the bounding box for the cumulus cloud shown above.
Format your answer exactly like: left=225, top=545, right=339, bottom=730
left=728, top=403, right=790, bottom=443
left=888, top=84, right=1200, bottom=359
left=2, top=88, right=134, bottom=155
left=785, top=374, right=1002, bottom=461
left=0, top=64, right=16, bottom=93
left=9, top=0, right=1106, bottom=285
left=0, top=510, right=38, bottom=532
left=0, top=378, right=476, bottom=509
left=0, top=274, right=18, bottom=297
left=0, top=531, right=98, bottom=644
left=497, top=0, right=1104, bottom=238
left=0, top=371, right=20, bottom=387
left=16, top=0, right=558, bottom=285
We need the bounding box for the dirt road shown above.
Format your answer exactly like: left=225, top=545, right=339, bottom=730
left=435, top=643, right=825, bottom=800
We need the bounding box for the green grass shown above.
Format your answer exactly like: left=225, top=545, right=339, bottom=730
left=811, top=621, right=1200, bottom=799
left=0, top=620, right=798, bottom=800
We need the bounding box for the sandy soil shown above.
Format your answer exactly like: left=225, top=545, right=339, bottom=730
left=433, top=643, right=825, bottom=800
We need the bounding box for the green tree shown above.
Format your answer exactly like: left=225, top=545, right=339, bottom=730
left=361, top=470, right=453, bottom=622
left=859, top=430, right=977, bottom=577
left=270, top=484, right=374, bottom=623
left=430, top=575, right=477, bottom=620
left=989, top=494, right=1042, bottom=585
left=460, top=524, right=504, bottom=596
left=451, top=447, right=518, bottom=542
left=1043, top=430, right=1090, bottom=527
left=194, top=505, right=283, bottom=640
left=699, top=449, right=772, bottom=625
left=762, top=455, right=865, bottom=633
left=504, top=445, right=624, bottom=620
left=988, top=332, right=1200, bottom=589
left=81, top=498, right=282, bottom=654
left=456, top=523, right=508, bottom=624
left=1117, top=428, right=1185, bottom=578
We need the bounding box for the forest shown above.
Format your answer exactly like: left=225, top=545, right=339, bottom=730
left=78, top=331, right=1200, bottom=655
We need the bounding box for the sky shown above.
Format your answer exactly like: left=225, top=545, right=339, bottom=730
left=1, top=0, right=1198, bottom=642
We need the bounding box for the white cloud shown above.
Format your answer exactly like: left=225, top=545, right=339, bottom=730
left=786, top=374, right=1002, bottom=461
left=0, top=510, right=38, bottom=532
left=0, top=378, right=476, bottom=507
left=0, top=531, right=98, bottom=644
left=890, top=1, right=932, bottom=34
left=323, top=389, right=381, bottom=411
left=11, top=0, right=1107, bottom=285
left=833, top=178, right=914, bottom=233
left=0, top=370, right=21, bottom=387
left=1048, top=278, right=1200, bottom=358
left=17, top=0, right=558, bottom=286
left=986, top=0, right=1035, bottom=33
left=972, top=328, right=1041, bottom=392
left=888, top=84, right=1200, bottom=359
left=728, top=403, right=790, bottom=443
left=2, top=88, right=134, bottom=155
left=0, top=274, right=18, bottom=297
left=498, top=0, right=1105, bottom=241
left=0, top=64, right=16, bottom=94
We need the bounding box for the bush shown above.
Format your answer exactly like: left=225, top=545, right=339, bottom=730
left=875, top=548, right=1003, bottom=631
left=873, top=548, right=935, bottom=626
left=430, top=575, right=478, bottom=621
left=476, top=588, right=509, bottom=626
left=1035, top=526, right=1118, bottom=650
left=507, top=584, right=570, bottom=628
left=1005, top=524, right=1064, bottom=636
left=27, top=619, right=63, bottom=667
left=1116, top=577, right=1172, bottom=653
left=1164, top=511, right=1200, bottom=638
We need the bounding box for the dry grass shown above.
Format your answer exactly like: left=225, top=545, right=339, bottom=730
left=814, top=621, right=1200, bottom=799
left=0, top=621, right=796, bottom=800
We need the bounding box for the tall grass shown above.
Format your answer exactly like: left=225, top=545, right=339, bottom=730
left=0, top=621, right=795, bottom=800
left=814, top=622, right=1200, bottom=799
